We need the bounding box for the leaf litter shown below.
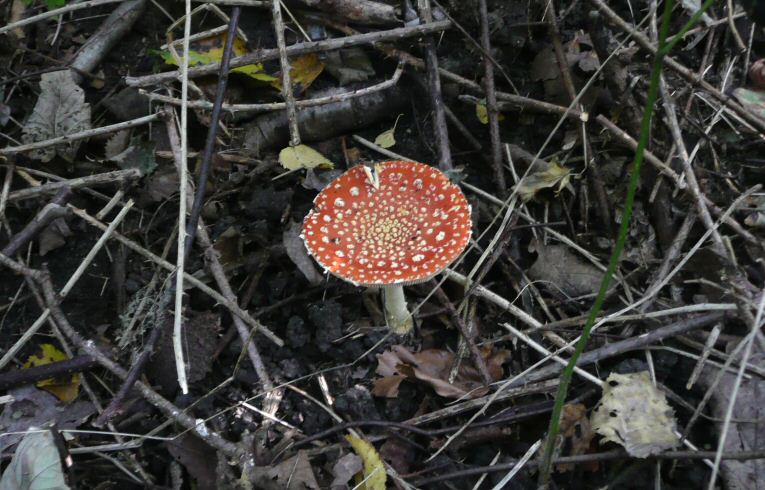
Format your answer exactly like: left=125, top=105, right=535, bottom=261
left=22, top=344, right=80, bottom=403
left=372, top=345, right=510, bottom=399
left=1, top=1, right=763, bottom=489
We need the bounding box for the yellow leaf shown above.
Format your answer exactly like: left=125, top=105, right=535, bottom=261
left=345, top=435, right=386, bottom=490
left=373, top=113, right=402, bottom=149
left=279, top=144, right=335, bottom=171
left=374, top=129, right=396, bottom=148
left=23, top=344, right=80, bottom=403
left=475, top=99, right=505, bottom=124
left=160, top=33, right=276, bottom=83
left=271, top=53, right=325, bottom=95
left=232, top=64, right=278, bottom=82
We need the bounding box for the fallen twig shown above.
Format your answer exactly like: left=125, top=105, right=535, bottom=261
left=0, top=112, right=165, bottom=157
left=141, top=62, right=404, bottom=113
left=542, top=0, right=611, bottom=232
left=417, top=0, right=452, bottom=172
left=0, top=158, right=13, bottom=220
left=296, top=0, right=399, bottom=25
left=271, top=0, right=300, bottom=146
left=588, top=0, right=765, bottom=134
left=69, top=205, right=284, bottom=345
left=0, top=253, right=246, bottom=460
left=521, top=312, right=726, bottom=386
left=413, top=448, right=765, bottom=486
left=165, top=111, right=280, bottom=415
left=0, top=200, right=133, bottom=371
left=595, top=115, right=760, bottom=247
left=0, top=355, right=96, bottom=391
left=0, top=0, right=126, bottom=35
left=5, top=169, right=141, bottom=203
left=125, top=20, right=450, bottom=87
left=477, top=0, right=504, bottom=194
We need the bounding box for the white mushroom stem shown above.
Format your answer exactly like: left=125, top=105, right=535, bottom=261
left=383, top=285, right=413, bottom=334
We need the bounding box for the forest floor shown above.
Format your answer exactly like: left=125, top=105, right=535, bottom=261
left=1, top=0, right=764, bottom=489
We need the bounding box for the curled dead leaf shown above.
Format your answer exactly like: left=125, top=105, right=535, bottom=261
left=331, top=453, right=363, bottom=489
left=515, top=159, right=572, bottom=202
left=249, top=450, right=320, bottom=489
left=372, top=345, right=510, bottom=399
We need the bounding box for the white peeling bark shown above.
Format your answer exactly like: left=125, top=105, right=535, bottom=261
left=382, top=285, right=413, bottom=334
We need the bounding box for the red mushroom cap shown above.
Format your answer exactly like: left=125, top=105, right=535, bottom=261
left=302, top=161, right=472, bottom=287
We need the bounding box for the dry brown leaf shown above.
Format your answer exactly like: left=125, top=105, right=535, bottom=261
left=166, top=433, right=217, bottom=489
left=379, top=437, right=416, bottom=475
left=39, top=217, right=72, bottom=257
left=556, top=403, right=596, bottom=472
left=372, top=345, right=510, bottom=399
left=142, top=170, right=180, bottom=204
left=527, top=242, right=608, bottom=299
left=250, top=450, right=320, bottom=490
left=104, top=129, right=131, bottom=159
left=370, top=374, right=406, bottom=398
left=331, top=453, right=363, bottom=489
left=213, top=226, right=245, bottom=270
left=285, top=220, right=323, bottom=285
left=0, top=386, right=94, bottom=454
left=22, top=70, right=91, bottom=162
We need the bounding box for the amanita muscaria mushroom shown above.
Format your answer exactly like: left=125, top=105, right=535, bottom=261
left=301, top=160, right=472, bottom=334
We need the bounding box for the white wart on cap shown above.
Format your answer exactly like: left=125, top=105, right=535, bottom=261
left=302, top=160, right=472, bottom=286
